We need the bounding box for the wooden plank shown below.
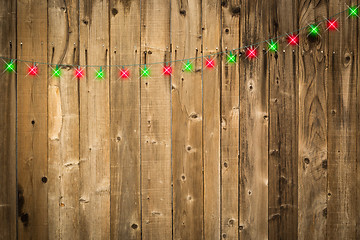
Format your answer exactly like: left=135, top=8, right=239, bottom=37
left=268, top=0, right=299, bottom=239
left=239, top=0, right=269, bottom=239
left=0, top=1, right=17, bottom=239
left=109, top=0, right=141, bottom=239
left=220, top=1, right=240, bottom=239
left=78, top=0, right=110, bottom=238
left=298, top=1, right=328, bottom=239
left=17, top=0, right=48, bottom=239
left=171, top=0, right=203, bottom=239
left=327, top=0, right=358, bottom=239
left=140, top=0, right=172, bottom=238
left=47, top=0, right=80, bottom=239
left=202, top=0, right=221, bottom=239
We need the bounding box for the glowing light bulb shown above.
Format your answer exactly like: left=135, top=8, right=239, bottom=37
left=183, top=60, right=193, bottom=72
left=5, top=60, right=15, bottom=73
left=287, top=34, right=299, bottom=46
left=75, top=67, right=85, bottom=79
left=28, top=64, right=38, bottom=76
left=119, top=68, right=130, bottom=79
left=205, top=57, right=215, bottom=69
left=227, top=52, right=237, bottom=64
left=162, top=64, right=172, bottom=76
left=267, top=40, right=278, bottom=52
left=246, top=46, right=257, bottom=59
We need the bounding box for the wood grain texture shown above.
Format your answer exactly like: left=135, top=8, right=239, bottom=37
left=171, top=0, right=203, bottom=239
left=327, top=0, right=358, bottom=239
left=17, top=0, right=48, bottom=239
left=268, top=0, right=299, bottom=239
left=140, top=0, right=172, bottom=239
left=220, top=1, right=240, bottom=239
left=79, top=0, right=111, bottom=238
left=47, top=0, right=80, bottom=238
left=110, top=0, right=141, bottom=239
left=0, top=1, right=16, bottom=239
left=298, top=1, right=328, bottom=239
left=239, top=0, right=269, bottom=239
left=202, top=0, right=221, bottom=239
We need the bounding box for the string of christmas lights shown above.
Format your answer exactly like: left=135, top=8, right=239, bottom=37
left=0, top=5, right=358, bottom=80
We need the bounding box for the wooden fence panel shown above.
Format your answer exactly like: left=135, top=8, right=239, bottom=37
left=327, top=0, right=359, bottom=239
left=109, top=0, right=141, bottom=239
left=140, top=0, right=172, bottom=239
left=220, top=1, right=240, bottom=239
left=0, top=1, right=16, bottom=239
left=298, top=1, right=328, bottom=239
left=17, top=0, right=48, bottom=239
left=171, top=0, right=203, bottom=239
left=239, top=0, right=269, bottom=239
left=268, top=0, right=299, bottom=239
left=202, top=0, right=221, bottom=239
left=79, top=0, right=111, bottom=238
left=47, top=0, right=80, bottom=239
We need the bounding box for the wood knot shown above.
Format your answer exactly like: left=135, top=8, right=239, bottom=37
left=131, top=223, right=138, bottom=229
left=41, top=177, right=47, bottom=183
left=179, top=9, right=186, bottom=16
left=112, top=8, right=118, bottom=16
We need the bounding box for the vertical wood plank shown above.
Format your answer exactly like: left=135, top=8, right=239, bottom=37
left=109, top=0, right=141, bottom=239
left=171, top=0, right=203, bottom=239
left=239, top=0, right=269, bottom=239
left=140, top=0, right=172, bottom=239
left=298, top=1, right=328, bottom=239
left=47, top=0, right=80, bottom=239
left=327, top=0, right=358, bottom=239
left=17, top=0, right=48, bottom=239
left=268, top=0, right=299, bottom=239
left=79, top=0, right=110, bottom=238
left=202, top=0, right=221, bottom=239
left=0, top=1, right=17, bottom=239
left=220, top=1, right=240, bottom=239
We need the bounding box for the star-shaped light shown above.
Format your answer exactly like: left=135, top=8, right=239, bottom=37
left=75, top=67, right=85, bottom=79
left=28, top=64, right=38, bottom=76
left=183, top=60, right=193, bottom=72
left=246, top=46, right=258, bottom=59
left=119, top=68, right=130, bottom=79
left=205, top=57, right=216, bottom=69
left=226, top=51, right=237, bottom=64
left=52, top=65, right=61, bottom=78
left=326, top=19, right=339, bottom=31
left=348, top=6, right=359, bottom=18
left=287, top=34, right=299, bottom=46
left=95, top=67, right=105, bottom=80
left=308, top=24, right=320, bottom=37
left=267, top=40, right=278, bottom=53
left=140, top=65, right=150, bottom=77
left=4, top=60, right=16, bottom=73
left=162, top=64, right=172, bottom=76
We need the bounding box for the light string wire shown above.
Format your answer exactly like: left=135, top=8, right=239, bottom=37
left=0, top=5, right=358, bottom=69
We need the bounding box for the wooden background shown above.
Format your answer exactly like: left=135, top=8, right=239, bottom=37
left=0, top=0, right=359, bottom=239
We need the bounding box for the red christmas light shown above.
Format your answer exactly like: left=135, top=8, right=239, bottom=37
left=28, top=65, right=38, bottom=76
left=246, top=46, right=257, bottom=59
left=205, top=57, right=216, bottom=69
left=162, top=65, right=172, bottom=76
left=75, top=67, right=85, bottom=79
left=326, top=19, right=338, bottom=31
left=287, top=34, right=299, bottom=46
left=119, top=68, right=130, bottom=79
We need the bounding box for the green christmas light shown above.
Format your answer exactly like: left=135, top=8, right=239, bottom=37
left=227, top=52, right=237, bottom=64
left=267, top=40, right=278, bottom=52
left=183, top=60, right=193, bottom=72
left=140, top=65, right=150, bottom=77
left=5, top=60, right=16, bottom=73
left=308, top=24, right=320, bottom=37
left=95, top=67, right=105, bottom=80
left=52, top=65, right=61, bottom=78
left=348, top=6, right=359, bottom=18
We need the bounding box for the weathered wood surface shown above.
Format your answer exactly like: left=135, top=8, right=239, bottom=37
left=110, top=0, right=141, bottom=239
left=0, top=1, right=16, bottom=239
left=79, top=0, right=111, bottom=239
left=202, top=0, right=221, bottom=239
left=0, top=0, right=359, bottom=239
left=171, top=0, right=203, bottom=239
left=140, top=0, right=172, bottom=239
left=268, top=0, right=299, bottom=239
left=220, top=1, right=240, bottom=239
left=47, top=0, right=80, bottom=239
left=298, top=1, right=328, bottom=239
left=17, top=0, right=48, bottom=239
left=239, top=0, right=269, bottom=239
